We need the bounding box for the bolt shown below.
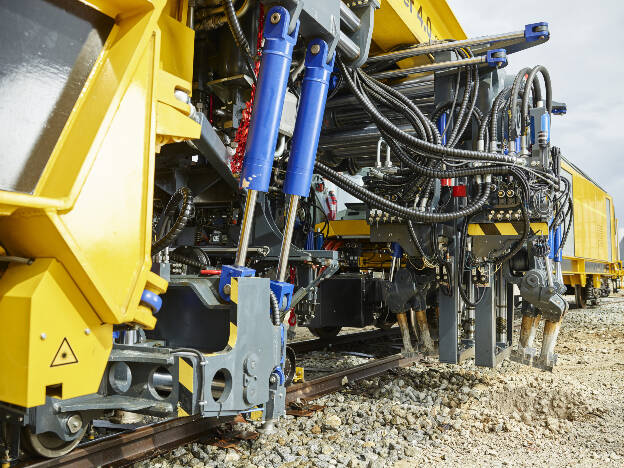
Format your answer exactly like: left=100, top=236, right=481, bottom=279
left=66, top=414, right=83, bottom=434
left=40, top=333, right=46, bottom=340
left=84, top=328, right=91, bottom=335
left=270, top=12, right=281, bottom=24
left=269, top=374, right=278, bottom=384
left=311, top=44, right=321, bottom=55
left=223, top=284, right=231, bottom=295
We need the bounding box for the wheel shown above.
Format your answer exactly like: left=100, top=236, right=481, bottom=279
left=284, top=346, right=296, bottom=386
left=575, top=285, right=587, bottom=309
left=309, top=326, right=341, bottom=339
left=21, top=425, right=87, bottom=458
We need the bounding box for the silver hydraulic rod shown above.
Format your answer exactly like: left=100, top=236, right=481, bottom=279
left=367, top=30, right=524, bottom=64
left=337, top=31, right=360, bottom=61
left=372, top=56, right=485, bottom=81
left=276, top=194, right=300, bottom=282
left=340, top=1, right=360, bottom=32
left=389, top=256, right=398, bottom=282
left=234, top=189, right=258, bottom=267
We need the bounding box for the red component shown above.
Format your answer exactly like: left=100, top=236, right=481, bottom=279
left=326, top=190, right=337, bottom=220
left=440, top=178, right=453, bottom=187
left=230, top=5, right=265, bottom=174
left=452, top=185, right=467, bottom=197
left=288, top=310, right=297, bottom=326
left=200, top=269, right=222, bottom=275
left=315, top=181, right=325, bottom=192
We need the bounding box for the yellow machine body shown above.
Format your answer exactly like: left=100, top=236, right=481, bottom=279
left=560, top=159, right=622, bottom=288
left=0, top=0, right=197, bottom=408
left=371, top=0, right=466, bottom=68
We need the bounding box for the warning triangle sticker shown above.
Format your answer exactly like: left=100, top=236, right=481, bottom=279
left=50, top=338, right=78, bottom=367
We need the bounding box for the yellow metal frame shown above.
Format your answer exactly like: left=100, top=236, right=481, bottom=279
left=372, top=0, right=466, bottom=69
left=0, top=0, right=198, bottom=408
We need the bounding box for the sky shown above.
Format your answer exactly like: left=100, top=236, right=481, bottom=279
left=447, top=0, right=624, bottom=229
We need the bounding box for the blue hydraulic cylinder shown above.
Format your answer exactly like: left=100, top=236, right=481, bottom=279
left=548, top=227, right=555, bottom=260
left=239, top=7, right=299, bottom=192
left=554, top=225, right=562, bottom=262
left=391, top=242, right=403, bottom=258
left=437, top=112, right=448, bottom=146
left=284, top=39, right=336, bottom=197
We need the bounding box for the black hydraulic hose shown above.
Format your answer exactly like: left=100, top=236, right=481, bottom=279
left=381, top=132, right=509, bottom=178
left=269, top=290, right=280, bottom=326
left=339, top=59, right=517, bottom=164
left=362, top=78, right=428, bottom=141
left=489, top=87, right=511, bottom=148
left=315, top=160, right=491, bottom=222
left=557, top=200, right=574, bottom=258
left=449, top=65, right=480, bottom=148
left=508, top=67, right=531, bottom=140
left=446, top=66, right=472, bottom=147
left=358, top=70, right=435, bottom=143
left=223, top=0, right=256, bottom=80
left=490, top=201, right=530, bottom=265
left=521, top=65, right=552, bottom=132
left=152, top=187, right=193, bottom=255
left=406, top=219, right=434, bottom=263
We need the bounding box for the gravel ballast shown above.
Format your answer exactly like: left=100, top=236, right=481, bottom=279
left=136, top=295, right=624, bottom=467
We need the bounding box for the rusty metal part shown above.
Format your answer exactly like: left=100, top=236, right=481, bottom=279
left=538, top=319, right=562, bottom=368
left=413, top=309, right=434, bottom=353
left=20, top=416, right=231, bottom=468
left=286, top=353, right=420, bottom=404
left=395, top=312, right=415, bottom=354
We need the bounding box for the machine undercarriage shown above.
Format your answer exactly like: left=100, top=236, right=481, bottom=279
left=0, top=0, right=574, bottom=462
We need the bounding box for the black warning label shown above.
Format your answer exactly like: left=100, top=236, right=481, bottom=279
left=50, top=338, right=78, bottom=367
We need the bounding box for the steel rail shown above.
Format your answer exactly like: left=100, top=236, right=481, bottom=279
left=22, top=333, right=415, bottom=468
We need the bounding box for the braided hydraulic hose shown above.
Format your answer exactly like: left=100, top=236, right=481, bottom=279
left=169, top=253, right=206, bottom=269
left=152, top=187, right=193, bottom=255
left=223, top=0, right=256, bottom=79
left=521, top=65, right=552, bottom=132
left=339, top=59, right=517, bottom=164
left=269, top=290, right=281, bottom=326
left=314, top=160, right=491, bottom=222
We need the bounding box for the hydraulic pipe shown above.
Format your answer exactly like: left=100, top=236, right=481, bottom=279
left=389, top=242, right=403, bottom=282
left=276, top=39, right=335, bottom=283
left=340, top=1, right=360, bottom=32
left=234, top=7, right=299, bottom=267
left=367, top=23, right=548, bottom=64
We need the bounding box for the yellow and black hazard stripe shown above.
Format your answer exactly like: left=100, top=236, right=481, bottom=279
left=468, top=222, right=548, bottom=236
left=178, top=357, right=195, bottom=417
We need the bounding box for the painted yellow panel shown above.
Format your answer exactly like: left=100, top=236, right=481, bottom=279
left=372, top=0, right=466, bottom=67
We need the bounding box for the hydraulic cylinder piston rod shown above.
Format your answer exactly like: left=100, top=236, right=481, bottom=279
left=234, top=7, right=299, bottom=267
left=367, top=23, right=549, bottom=64
left=371, top=49, right=507, bottom=81
left=276, top=39, right=335, bottom=283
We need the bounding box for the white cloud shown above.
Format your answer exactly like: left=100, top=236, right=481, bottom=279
left=447, top=0, right=624, bottom=220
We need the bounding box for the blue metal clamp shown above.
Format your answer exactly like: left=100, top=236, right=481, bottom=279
left=486, top=49, right=508, bottom=68
left=525, top=22, right=549, bottom=43
left=391, top=241, right=403, bottom=259
left=270, top=280, right=294, bottom=311
left=219, top=264, right=256, bottom=301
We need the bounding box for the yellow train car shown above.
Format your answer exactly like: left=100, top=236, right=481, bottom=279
left=561, top=158, right=623, bottom=307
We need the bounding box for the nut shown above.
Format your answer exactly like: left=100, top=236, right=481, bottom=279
left=270, top=12, right=281, bottom=24
left=311, top=44, right=321, bottom=55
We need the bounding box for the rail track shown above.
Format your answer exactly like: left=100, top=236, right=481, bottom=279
left=19, top=328, right=418, bottom=468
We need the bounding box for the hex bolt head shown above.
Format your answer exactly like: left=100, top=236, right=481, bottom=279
left=223, top=284, right=231, bottom=295
left=40, top=333, right=46, bottom=340
left=311, top=44, right=321, bottom=55
left=66, top=414, right=83, bottom=434
left=84, top=328, right=91, bottom=335
left=269, top=374, right=278, bottom=384
left=270, top=12, right=281, bottom=24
